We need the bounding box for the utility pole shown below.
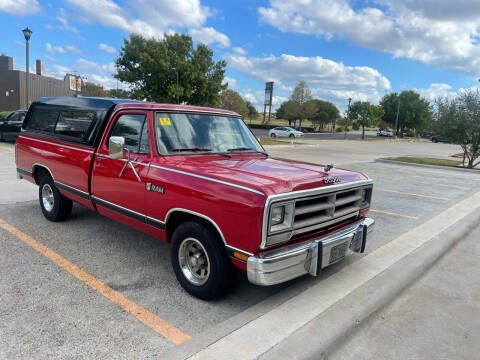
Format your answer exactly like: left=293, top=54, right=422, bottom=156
left=395, top=96, right=400, bottom=140
left=22, top=27, right=32, bottom=109
left=345, top=97, right=352, bottom=139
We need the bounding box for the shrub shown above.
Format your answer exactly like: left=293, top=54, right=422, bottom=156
left=352, top=121, right=360, bottom=130
left=336, top=126, right=344, bottom=132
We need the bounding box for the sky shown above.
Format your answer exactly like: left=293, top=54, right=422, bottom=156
left=1, top=0, right=480, bottom=112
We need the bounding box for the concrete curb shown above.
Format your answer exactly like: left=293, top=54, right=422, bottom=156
left=259, top=210, right=480, bottom=360
left=182, top=190, right=480, bottom=360
left=376, top=158, right=480, bottom=173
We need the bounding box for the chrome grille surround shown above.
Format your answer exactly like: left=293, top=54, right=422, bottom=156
left=261, top=179, right=373, bottom=249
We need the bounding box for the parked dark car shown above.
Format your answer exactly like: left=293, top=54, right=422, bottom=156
left=0, top=110, right=27, bottom=141
left=431, top=134, right=449, bottom=143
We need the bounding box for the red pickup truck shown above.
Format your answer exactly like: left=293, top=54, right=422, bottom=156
left=15, top=97, right=374, bottom=299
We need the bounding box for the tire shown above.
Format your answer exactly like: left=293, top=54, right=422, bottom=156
left=289, top=134, right=295, bottom=138
left=171, top=221, right=235, bottom=300
left=432, top=138, right=438, bottom=143
left=38, top=176, right=73, bottom=222
left=270, top=133, right=276, bottom=138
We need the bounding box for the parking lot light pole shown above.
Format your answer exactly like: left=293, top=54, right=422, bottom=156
left=395, top=96, right=400, bottom=140
left=22, top=27, right=33, bottom=109
left=345, top=97, right=352, bottom=139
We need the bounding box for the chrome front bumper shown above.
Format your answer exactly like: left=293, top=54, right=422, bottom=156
left=247, top=218, right=375, bottom=286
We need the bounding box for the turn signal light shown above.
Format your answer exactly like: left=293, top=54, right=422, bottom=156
left=233, top=251, right=248, bottom=261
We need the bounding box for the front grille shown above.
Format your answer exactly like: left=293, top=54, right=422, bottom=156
left=292, top=187, right=370, bottom=236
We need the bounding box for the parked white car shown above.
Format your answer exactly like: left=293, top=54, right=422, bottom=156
left=377, top=128, right=393, bottom=137
left=268, top=127, right=304, bottom=138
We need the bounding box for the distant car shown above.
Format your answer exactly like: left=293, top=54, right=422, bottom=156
left=268, top=127, right=304, bottom=138
left=0, top=110, right=27, bottom=142
left=431, top=134, right=449, bottom=143
left=377, top=128, right=393, bottom=137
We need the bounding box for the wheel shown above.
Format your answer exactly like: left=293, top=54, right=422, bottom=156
left=432, top=138, right=438, bottom=143
left=171, top=221, right=234, bottom=300
left=38, top=176, right=73, bottom=222
left=270, top=133, right=276, bottom=138
left=289, top=134, right=295, bottom=138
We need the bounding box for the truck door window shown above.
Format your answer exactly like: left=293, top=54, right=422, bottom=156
left=110, top=114, right=149, bottom=154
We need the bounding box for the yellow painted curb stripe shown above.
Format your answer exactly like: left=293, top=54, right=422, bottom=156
left=370, top=209, right=418, bottom=220
left=0, top=219, right=190, bottom=345
left=375, top=188, right=450, bottom=201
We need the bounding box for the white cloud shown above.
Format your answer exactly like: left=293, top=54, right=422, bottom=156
left=232, top=46, right=247, bottom=56
left=98, top=43, right=116, bottom=54
left=414, top=83, right=456, bottom=102
left=75, top=59, right=116, bottom=75
left=46, top=43, right=67, bottom=54
left=66, top=0, right=213, bottom=40
left=227, top=53, right=391, bottom=111
left=14, top=40, right=25, bottom=47
left=131, top=0, right=209, bottom=29
left=66, top=0, right=160, bottom=37
left=55, top=8, right=79, bottom=33
left=258, top=0, right=480, bottom=77
left=223, top=76, right=238, bottom=89
left=190, top=27, right=230, bottom=47
left=0, top=0, right=40, bottom=15
left=46, top=43, right=84, bottom=56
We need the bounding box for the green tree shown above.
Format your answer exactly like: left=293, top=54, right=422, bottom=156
left=109, top=88, right=132, bottom=99
left=435, top=90, right=480, bottom=168
left=115, top=33, right=226, bottom=106
left=308, top=99, right=340, bottom=130
left=290, top=80, right=312, bottom=105
left=349, top=101, right=384, bottom=139
left=244, top=100, right=259, bottom=120
left=380, top=91, right=432, bottom=136
left=286, top=100, right=304, bottom=127
left=217, top=89, right=248, bottom=118
left=81, top=82, right=110, bottom=97
left=286, top=81, right=313, bottom=128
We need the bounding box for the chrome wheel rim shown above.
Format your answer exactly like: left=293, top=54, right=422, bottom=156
left=178, top=237, right=210, bottom=286
left=41, top=184, right=54, bottom=212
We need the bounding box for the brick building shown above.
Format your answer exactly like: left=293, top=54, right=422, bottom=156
left=0, top=54, right=75, bottom=111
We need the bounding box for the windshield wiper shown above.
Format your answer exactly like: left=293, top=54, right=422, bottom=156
left=227, top=147, right=268, bottom=156
left=171, top=148, right=212, bottom=152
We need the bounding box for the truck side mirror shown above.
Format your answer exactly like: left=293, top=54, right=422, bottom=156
left=109, top=136, right=125, bottom=159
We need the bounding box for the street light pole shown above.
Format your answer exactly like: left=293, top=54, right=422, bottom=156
left=345, top=97, right=352, bottom=139
left=395, top=96, right=400, bottom=140
left=22, top=27, right=32, bottom=109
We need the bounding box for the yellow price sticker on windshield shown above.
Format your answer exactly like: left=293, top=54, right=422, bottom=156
left=159, top=117, right=171, bottom=126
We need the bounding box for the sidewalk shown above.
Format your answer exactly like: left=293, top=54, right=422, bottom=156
left=330, top=222, right=480, bottom=360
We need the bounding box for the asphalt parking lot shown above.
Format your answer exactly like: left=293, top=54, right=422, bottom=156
left=0, top=140, right=479, bottom=358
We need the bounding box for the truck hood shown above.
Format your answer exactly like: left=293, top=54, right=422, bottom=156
left=159, top=154, right=368, bottom=196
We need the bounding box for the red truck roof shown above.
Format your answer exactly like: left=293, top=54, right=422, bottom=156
left=113, top=101, right=240, bottom=117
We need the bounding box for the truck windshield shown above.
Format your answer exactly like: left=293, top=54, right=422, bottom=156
left=155, top=112, right=264, bottom=155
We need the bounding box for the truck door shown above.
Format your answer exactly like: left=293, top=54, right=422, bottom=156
left=91, top=110, right=152, bottom=233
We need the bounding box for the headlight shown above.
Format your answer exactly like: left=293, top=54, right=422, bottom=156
left=270, top=206, right=285, bottom=225
left=264, top=202, right=295, bottom=248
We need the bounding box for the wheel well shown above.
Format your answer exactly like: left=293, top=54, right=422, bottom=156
left=33, top=165, right=52, bottom=185
left=166, top=211, right=224, bottom=244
